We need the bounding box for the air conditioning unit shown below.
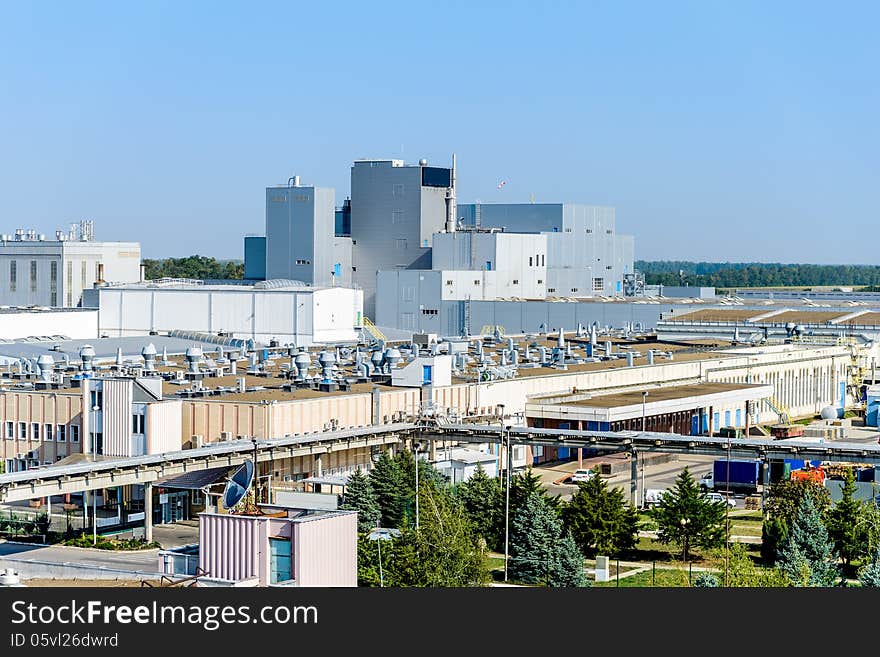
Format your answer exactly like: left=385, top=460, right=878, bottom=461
left=191, top=435, right=203, bottom=448
left=175, top=370, right=185, bottom=381
left=220, top=431, right=232, bottom=442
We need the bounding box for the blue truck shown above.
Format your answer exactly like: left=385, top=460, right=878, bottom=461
left=699, top=460, right=762, bottom=494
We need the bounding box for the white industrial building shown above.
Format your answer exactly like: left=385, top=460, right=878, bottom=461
left=0, top=307, right=98, bottom=340
left=94, top=280, right=364, bottom=346
left=0, top=222, right=141, bottom=308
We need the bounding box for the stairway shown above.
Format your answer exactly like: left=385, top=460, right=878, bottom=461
left=362, top=316, right=387, bottom=343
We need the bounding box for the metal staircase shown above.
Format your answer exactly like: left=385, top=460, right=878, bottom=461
left=362, top=316, right=387, bottom=343
left=766, top=396, right=792, bottom=425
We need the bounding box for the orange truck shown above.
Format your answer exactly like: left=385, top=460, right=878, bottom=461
left=790, top=464, right=827, bottom=485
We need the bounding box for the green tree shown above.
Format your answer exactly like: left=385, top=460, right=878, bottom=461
left=562, top=475, right=639, bottom=557
left=826, top=471, right=877, bottom=569
left=551, top=532, right=590, bottom=587
left=142, top=255, right=243, bottom=281
left=762, top=478, right=831, bottom=563
left=652, top=468, right=726, bottom=561
left=717, top=542, right=788, bottom=587
left=509, top=468, right=560, bottom=512
left=509, top=492, right=586, bottom=587
left=385, top=482, right=489, bottom=587
left=777, top=495, right=840, bottom=587
left=455, top=465, right=503, bottom=550
left=369, top=452, right=406, bottom=528
left=341, top=468, right=381, bottom=532
left=859, top=546, right=880, bottom=588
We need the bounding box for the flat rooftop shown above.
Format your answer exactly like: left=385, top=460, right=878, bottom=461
left=560, top=382, right=765, bottom=408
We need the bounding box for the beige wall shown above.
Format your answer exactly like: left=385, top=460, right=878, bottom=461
left=146, top=399, right=183, bottom=454
left=0, top=390, right=84, bottom=466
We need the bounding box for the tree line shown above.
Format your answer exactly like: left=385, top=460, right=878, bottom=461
left=142, top=255, right=243, bottom=281
left=342, top=451, right=880, bottom=587
left=636, top=260, right=880, bottom=289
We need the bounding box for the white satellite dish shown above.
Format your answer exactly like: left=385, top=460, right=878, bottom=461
left=222, top=459, right=255, bottom=510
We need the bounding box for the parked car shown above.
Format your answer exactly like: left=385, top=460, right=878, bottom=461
left=570, top=468, right=596, bottom=483
left=643, top=489, right=667, bottom=507
left=704, top=491, right=737, bottom=508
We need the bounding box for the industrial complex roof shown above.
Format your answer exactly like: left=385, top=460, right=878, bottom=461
left=558, top=382, right=767, bottom=408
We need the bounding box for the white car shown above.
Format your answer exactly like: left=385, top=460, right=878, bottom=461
left=570, top=469, right=596, bottom=483
left=704, top=492, right=737, bottom=508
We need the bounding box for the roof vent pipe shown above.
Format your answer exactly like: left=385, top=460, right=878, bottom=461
left=626, top=352, right=634, bottom=367
left=80, top=345, right=95, bottom=371
left=142, top=343, right=157, bottom=371
left=647, top=350, right=654, bottom=365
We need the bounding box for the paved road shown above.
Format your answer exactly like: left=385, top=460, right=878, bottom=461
left=0, top=541, right=160, bottom=573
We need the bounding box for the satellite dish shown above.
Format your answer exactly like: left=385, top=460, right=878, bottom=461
left=223, top=459, right=255, bottom=510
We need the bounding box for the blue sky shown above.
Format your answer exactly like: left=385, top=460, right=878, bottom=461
left=0, top=1, right=876, bottom=263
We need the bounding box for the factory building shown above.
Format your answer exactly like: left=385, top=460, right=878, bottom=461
left=0, top=307, right=97, bottom=340
left=264, top=179, right=351, bottom=288
left=350, top=158, right=455, bottom=317
left=93, top=279, right=364, bottom=346
left=0, top=222, right=141, bottom=308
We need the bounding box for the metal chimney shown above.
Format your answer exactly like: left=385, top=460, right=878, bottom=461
left=79, top=345, right=95, bottom=371
left=37, top=355, right=54, bottom=382
left=185, top=347, right=203, bottom=373
left=142, top=343, right=157, bottom=371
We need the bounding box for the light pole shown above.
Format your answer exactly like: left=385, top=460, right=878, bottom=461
left=642, top=391, right=648, bottom=431
left=503, top=423, right=512, bottom=583
left=91, top=402, right=100, bottom=546
left=413, top=440, right=421, bottom=530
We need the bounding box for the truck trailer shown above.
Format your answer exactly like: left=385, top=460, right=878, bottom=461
left=699, top=460, right=763, bottom=494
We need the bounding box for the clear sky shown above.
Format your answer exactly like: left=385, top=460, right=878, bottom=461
left=0, top=1, right=876, bottom=263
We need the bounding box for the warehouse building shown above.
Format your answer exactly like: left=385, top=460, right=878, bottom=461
left=93, top=279, right=364, bottom=346
left=0, top=307, right=97, bottom=340
left=0, top=222, right=140, bottom=308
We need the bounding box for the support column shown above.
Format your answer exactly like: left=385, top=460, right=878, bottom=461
left=577, top=420, right=583, bottom=468
left=630, top=450, right=638, bottom=508
left=314, top=453, right=323, bottom=478
left=744, top=401, right=751, bottom=438
left=144, top=482, right=153, bottom=544
left=708, top=405, right=714, bottom=437
left=761, top=459, right=770, bottom=513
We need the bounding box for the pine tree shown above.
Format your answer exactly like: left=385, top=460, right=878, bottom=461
left=455, top=465, right=503, bottom=551
left=550, top=532, right=589, bottom=587
left=369, top=452, right=406, bottom=529
left=859, top=546, right=880, bottom=588
left=826, top=471, right=874, bottom=569
left=341, top=468, right=381, bottom=532
left=509, top=468, right=561, bottom=513
left=509, top=491, right=587, bottom=587
left=562, top=475, right=639, bottom=557
left=652, top=468, right=726, bottom=561
left=777, top=495, right=840, bottom=587
left=509, top=492, right=559, bottom=584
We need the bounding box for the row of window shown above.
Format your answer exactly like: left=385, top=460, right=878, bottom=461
left=527, top=255, right=545, bottom=267
left=5, top=422, right=79, bottom=442
left=4, top=259, right=99, bottom=302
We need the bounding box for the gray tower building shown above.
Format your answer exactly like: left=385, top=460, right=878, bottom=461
left=350, top=158, right=453, bottom=317
left=265, top=178, right=350, bottom=287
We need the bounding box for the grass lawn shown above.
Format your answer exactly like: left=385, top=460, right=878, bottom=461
left=593, top=566, right=710, bottom=588
left=728, top=510, right=764, bottom=537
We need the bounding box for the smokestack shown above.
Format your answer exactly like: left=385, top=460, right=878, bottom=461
left=445, top=153, right=457, bottom=232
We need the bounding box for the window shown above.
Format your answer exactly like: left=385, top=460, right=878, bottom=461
left=18, top=422, right=26, bottom=440
left=352, top=266, right=357, bottom=272
left=395, top=239, right=407, bottom=249
left=295, top=259, right=311, bottom=265
left=392, top=183, right=405, bottom=198
left=31, top=423, right=39, bottom=442
left=512, top=279, right=519, bottom=285
left=593, top=277, right=605, bottom=292
left=56, top=425, right=66, bottom=442
left=90, top=390, right=103, bottom=409
left=44, top=424, right=53, bottom=442
left=473, top=279, right=480, bottom=285
left=70, top=425, right=80, bottom=443
left=9, top=260, right=16, bottom=292
left=606, top=265, right=612, bottom=270
left=81, top=261, right=87, bottom=289
left=571, top=288, right=579, bottom=293
left=30, top=260, right=37, bottom=292
left=66, top=261, right=72, bottom=305
left=391, top=210, right=404, bottom=224
left=541, top=254, right=545, bottom=266
left=445, top=280, right=453, bottom=285
left=95, top=262, right=101, bottom=283
left=586, top=229, right=593, bottom=234
left=5, top=422, right=12, bottom=440
left=548, top=288, right=556, bottom=294
left=528, top=257, right=533, bottom=266
left=50, top=260, right=57, bottom=306
left=537, top=279, right=543, bottom=284
left=132, top=414, right=145, bottom=434
left=421, top=308, right=438, bottom=316
left=606, top=229, right=613, bottom=234
left=564, top=228, right=572, bottom=233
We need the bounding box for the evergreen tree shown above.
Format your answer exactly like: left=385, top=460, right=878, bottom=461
left=509, top=492, right=587, bottom=587
left=551, top=532, right=589, bottom=587
left=455, top=465, right=503, bottom=550
left=509, top=468, right=561, bottom=513
left=509, top=492, right=559, bottom=584
left=777, top=495, right=840, bottom=587
left=826, top=471, right=875, bottom=569
left=369, top=452, right=406, bottom=528
left=858, top=546, right=880, bottom=588
left=721, top=542, right=788, bottom=587
left=341, top=468, right=381, bottom=532
left=762, top=478, right=830, bottom=564
left=562, top=475, right=639, bottom=557
left=652, top=468, right=726, bottom=561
